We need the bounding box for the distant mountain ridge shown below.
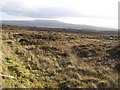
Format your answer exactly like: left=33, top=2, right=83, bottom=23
left=2, top=19, right=117, bottom=31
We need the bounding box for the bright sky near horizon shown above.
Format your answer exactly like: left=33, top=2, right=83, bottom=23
left=0, top=0, right=119, bottom=28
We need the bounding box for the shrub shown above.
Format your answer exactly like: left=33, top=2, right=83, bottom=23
left=115, top=63, right=120, bottom=73
left=97, top=81, right=109, bottom=88
left=107, top=45, right=120, bottom=59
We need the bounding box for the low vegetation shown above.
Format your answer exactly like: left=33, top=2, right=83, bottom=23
left=1, top=25, right=120, bottom=88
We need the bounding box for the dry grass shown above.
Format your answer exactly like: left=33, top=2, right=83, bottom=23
left=1, top=25, right=120, bottom=88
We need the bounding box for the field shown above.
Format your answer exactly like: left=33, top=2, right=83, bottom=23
left=1, top=25, right=120, bottom=88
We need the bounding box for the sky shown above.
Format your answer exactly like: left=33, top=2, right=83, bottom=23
left=0, top=0, right=119, bottom=28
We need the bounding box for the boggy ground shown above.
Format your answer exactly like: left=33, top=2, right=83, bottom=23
left=1, top=25, right=120, bottom=88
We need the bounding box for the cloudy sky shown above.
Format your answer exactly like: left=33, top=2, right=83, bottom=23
left=0, top=0, right=119, bottom=28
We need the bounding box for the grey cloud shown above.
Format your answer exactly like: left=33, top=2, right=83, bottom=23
left=2, top=2, right=82, bottom=18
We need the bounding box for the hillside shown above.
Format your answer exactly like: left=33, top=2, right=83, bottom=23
left=1, top=25, right=120, bottom=88
left=2, top=20, right=117, bottom=31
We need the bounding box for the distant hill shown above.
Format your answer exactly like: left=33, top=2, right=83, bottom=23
left=1, top=24, right=118, bottom=36
left=2, top=19, right=117, bottom=31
